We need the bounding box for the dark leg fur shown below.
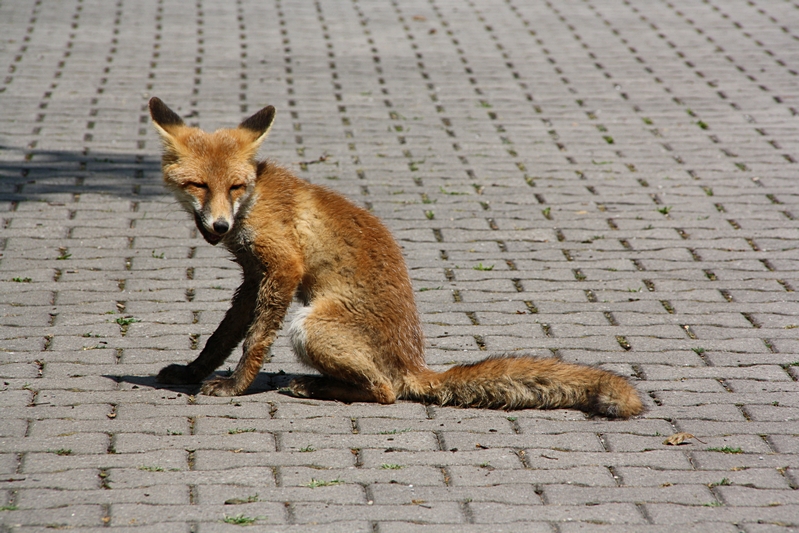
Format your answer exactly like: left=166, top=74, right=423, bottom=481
left=290, top=375, right=395, bottom=404
left=200, top=274, right=295, bottom=396
left=156, top=278, right=259, bottom=385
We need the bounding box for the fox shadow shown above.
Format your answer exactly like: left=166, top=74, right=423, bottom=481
left=108, top=370, right=303, bottom=396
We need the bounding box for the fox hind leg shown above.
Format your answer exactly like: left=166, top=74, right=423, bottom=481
left=288, top=303, right=396, bottom=404
left=290, top=375, right=394, bottom=403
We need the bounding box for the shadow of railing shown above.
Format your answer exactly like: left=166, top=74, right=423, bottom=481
left=0, top=144, right=165, bottom=201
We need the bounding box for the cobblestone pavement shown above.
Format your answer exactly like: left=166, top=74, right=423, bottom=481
left=1, top=0, right=798, bottom=531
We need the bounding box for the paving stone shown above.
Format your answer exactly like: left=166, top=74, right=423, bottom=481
left=370, top=483, right=541, bottom=505
left=441, top=431, right=606, bottom=452
left=714, top=486, right=799, bottom=507
left=15, top=484, right=190, bottom=509
left=192, top=450, right=355, bottom=471
left=21, top=450, right=188, bottom=474
left=0, top=504, right=104, bottom=528
left=447, top=465, right=617, bottom=487
left=112, top=433, right=278, bottom=454
left=613, top=466, right=791, bottom=490
left=741, top=525, right=799, bottom=533
left=208, top=523, right=373, bottom=533
left=544, top=483, right=714, bottom=506
left=470, top=501, right=646, bottom=524
left=645, top=503, right=799, bottom=525
left=108, top=467, right=280, bottom=490
left=0, top=433, right=109, bottom=454
left=196, top=484, right=365, bottom=505
left=558, top=526, right=740, bottom=533
left=278, top=465, right=445, bottom=488
left=691, top=451, right=799, bottom=471
left=109, top=502, right=287, bottom=526
left=358, top=449, right=522, bottom=470
left=379, top=524, right=552, bottom=533
left=521, top=450, right=694, bottom=470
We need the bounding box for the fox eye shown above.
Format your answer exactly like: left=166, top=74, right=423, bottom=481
left=186, top=182, right=208, bottom=190
left=230, top=183, right=246, bottom=191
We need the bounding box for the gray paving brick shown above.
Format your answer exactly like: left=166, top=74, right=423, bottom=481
left=769, top=435, right=799, bottom=455
left=370, top=483, right=540, bottom=505
left=0, top=433, right=108, bottom=454
left=193, top=415, right=354, bottom=436
left=514, top=417, right=675, bottom=437
left=10, top=526, right=187, bottom=533
left=741, top=525, right=799, bottom=533
left=544, top=483, right=715, bottom=505
left=470, top=501, right=646, bottom=524
left=200, top=523, right=372, bottom=533
left=691, top=451, right=799, bottom=470
left=21, top=451, right=188, bottom=474
left=108, top=467, right=279, bottom=490
left=279, top=431, right=440, bottom=452
left=558, top=526, right=740, bottom=533
left=379, top=524, right=552, bottom=533
left=614, top=466, right=791, bottom=490
left=744, top=405, right=799, bottom=422
left=641, top=365, right=790, bottom=382
left=109, top=502, right=287, bottom=527
left=441, top=431, right=606, bottom=452
left=358, top=449, right=521, bottom=470
left=715, top=485, right=799, bottom=507
left=521, top=450, right=694, bottom=470
left=291, top=501, right=464, bottom=524
left=356, top=416, right=515, bottom=435
left=447, top=465, right=616, bottom=487
left=0, top=453, right=18, bottom=474
left=112, top=433, right=277, bottom=454
left=279, top=465, right=445, bottom=488
left=271, top=401, right=430, bottom=420
left=645, top=503, right=799, bottom=525
left=15, top=484, right=189, bottom=509
left=603, top=432, right=773, bottom=454
left=197, top=484, right=365, bottom=505
left=192, top=450, right=355, bottom=471
left=0, top=504, right=104, bottom=528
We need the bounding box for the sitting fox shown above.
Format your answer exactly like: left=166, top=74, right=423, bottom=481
left=148, top=97, right=644, bottom=417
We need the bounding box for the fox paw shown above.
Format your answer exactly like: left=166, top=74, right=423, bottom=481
left=288, top=376, right=319, bottom=398
left=200, top=376, right=242, bottom=397
left=157, top=364, right=199, bottom=385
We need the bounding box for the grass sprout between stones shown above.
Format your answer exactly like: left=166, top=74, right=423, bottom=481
left=707, top=446, right=743, bottom=454
left=222, top=514, right=266, bottom=525
left=305, top=478, right=344, bottom=488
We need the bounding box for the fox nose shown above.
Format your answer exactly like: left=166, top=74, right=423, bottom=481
left=212, top=220, right=230, bottom=234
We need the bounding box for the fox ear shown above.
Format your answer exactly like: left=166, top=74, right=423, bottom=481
left=149, top=97, right=185, bottom=139
left=239, top=105, right=276, bottom=145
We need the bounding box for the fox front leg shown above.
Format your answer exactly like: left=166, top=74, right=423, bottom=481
left=200, top=274, right=294, bottom=396
left=156, top=276, right=259, bottom=385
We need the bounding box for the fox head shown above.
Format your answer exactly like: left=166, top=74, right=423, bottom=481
left=149, top=97, right=276, bottom=245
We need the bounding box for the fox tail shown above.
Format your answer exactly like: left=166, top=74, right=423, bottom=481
left=403, top=356, right=644, bottom=418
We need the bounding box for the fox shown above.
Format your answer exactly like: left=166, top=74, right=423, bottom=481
left=148, top=97, right=644, bottom=418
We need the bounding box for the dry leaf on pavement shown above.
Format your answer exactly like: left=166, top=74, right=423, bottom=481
left=663, top=432, right=706, bottom=446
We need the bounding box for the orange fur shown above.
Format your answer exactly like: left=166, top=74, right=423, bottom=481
left=149, top=98, right=644, bottom=418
